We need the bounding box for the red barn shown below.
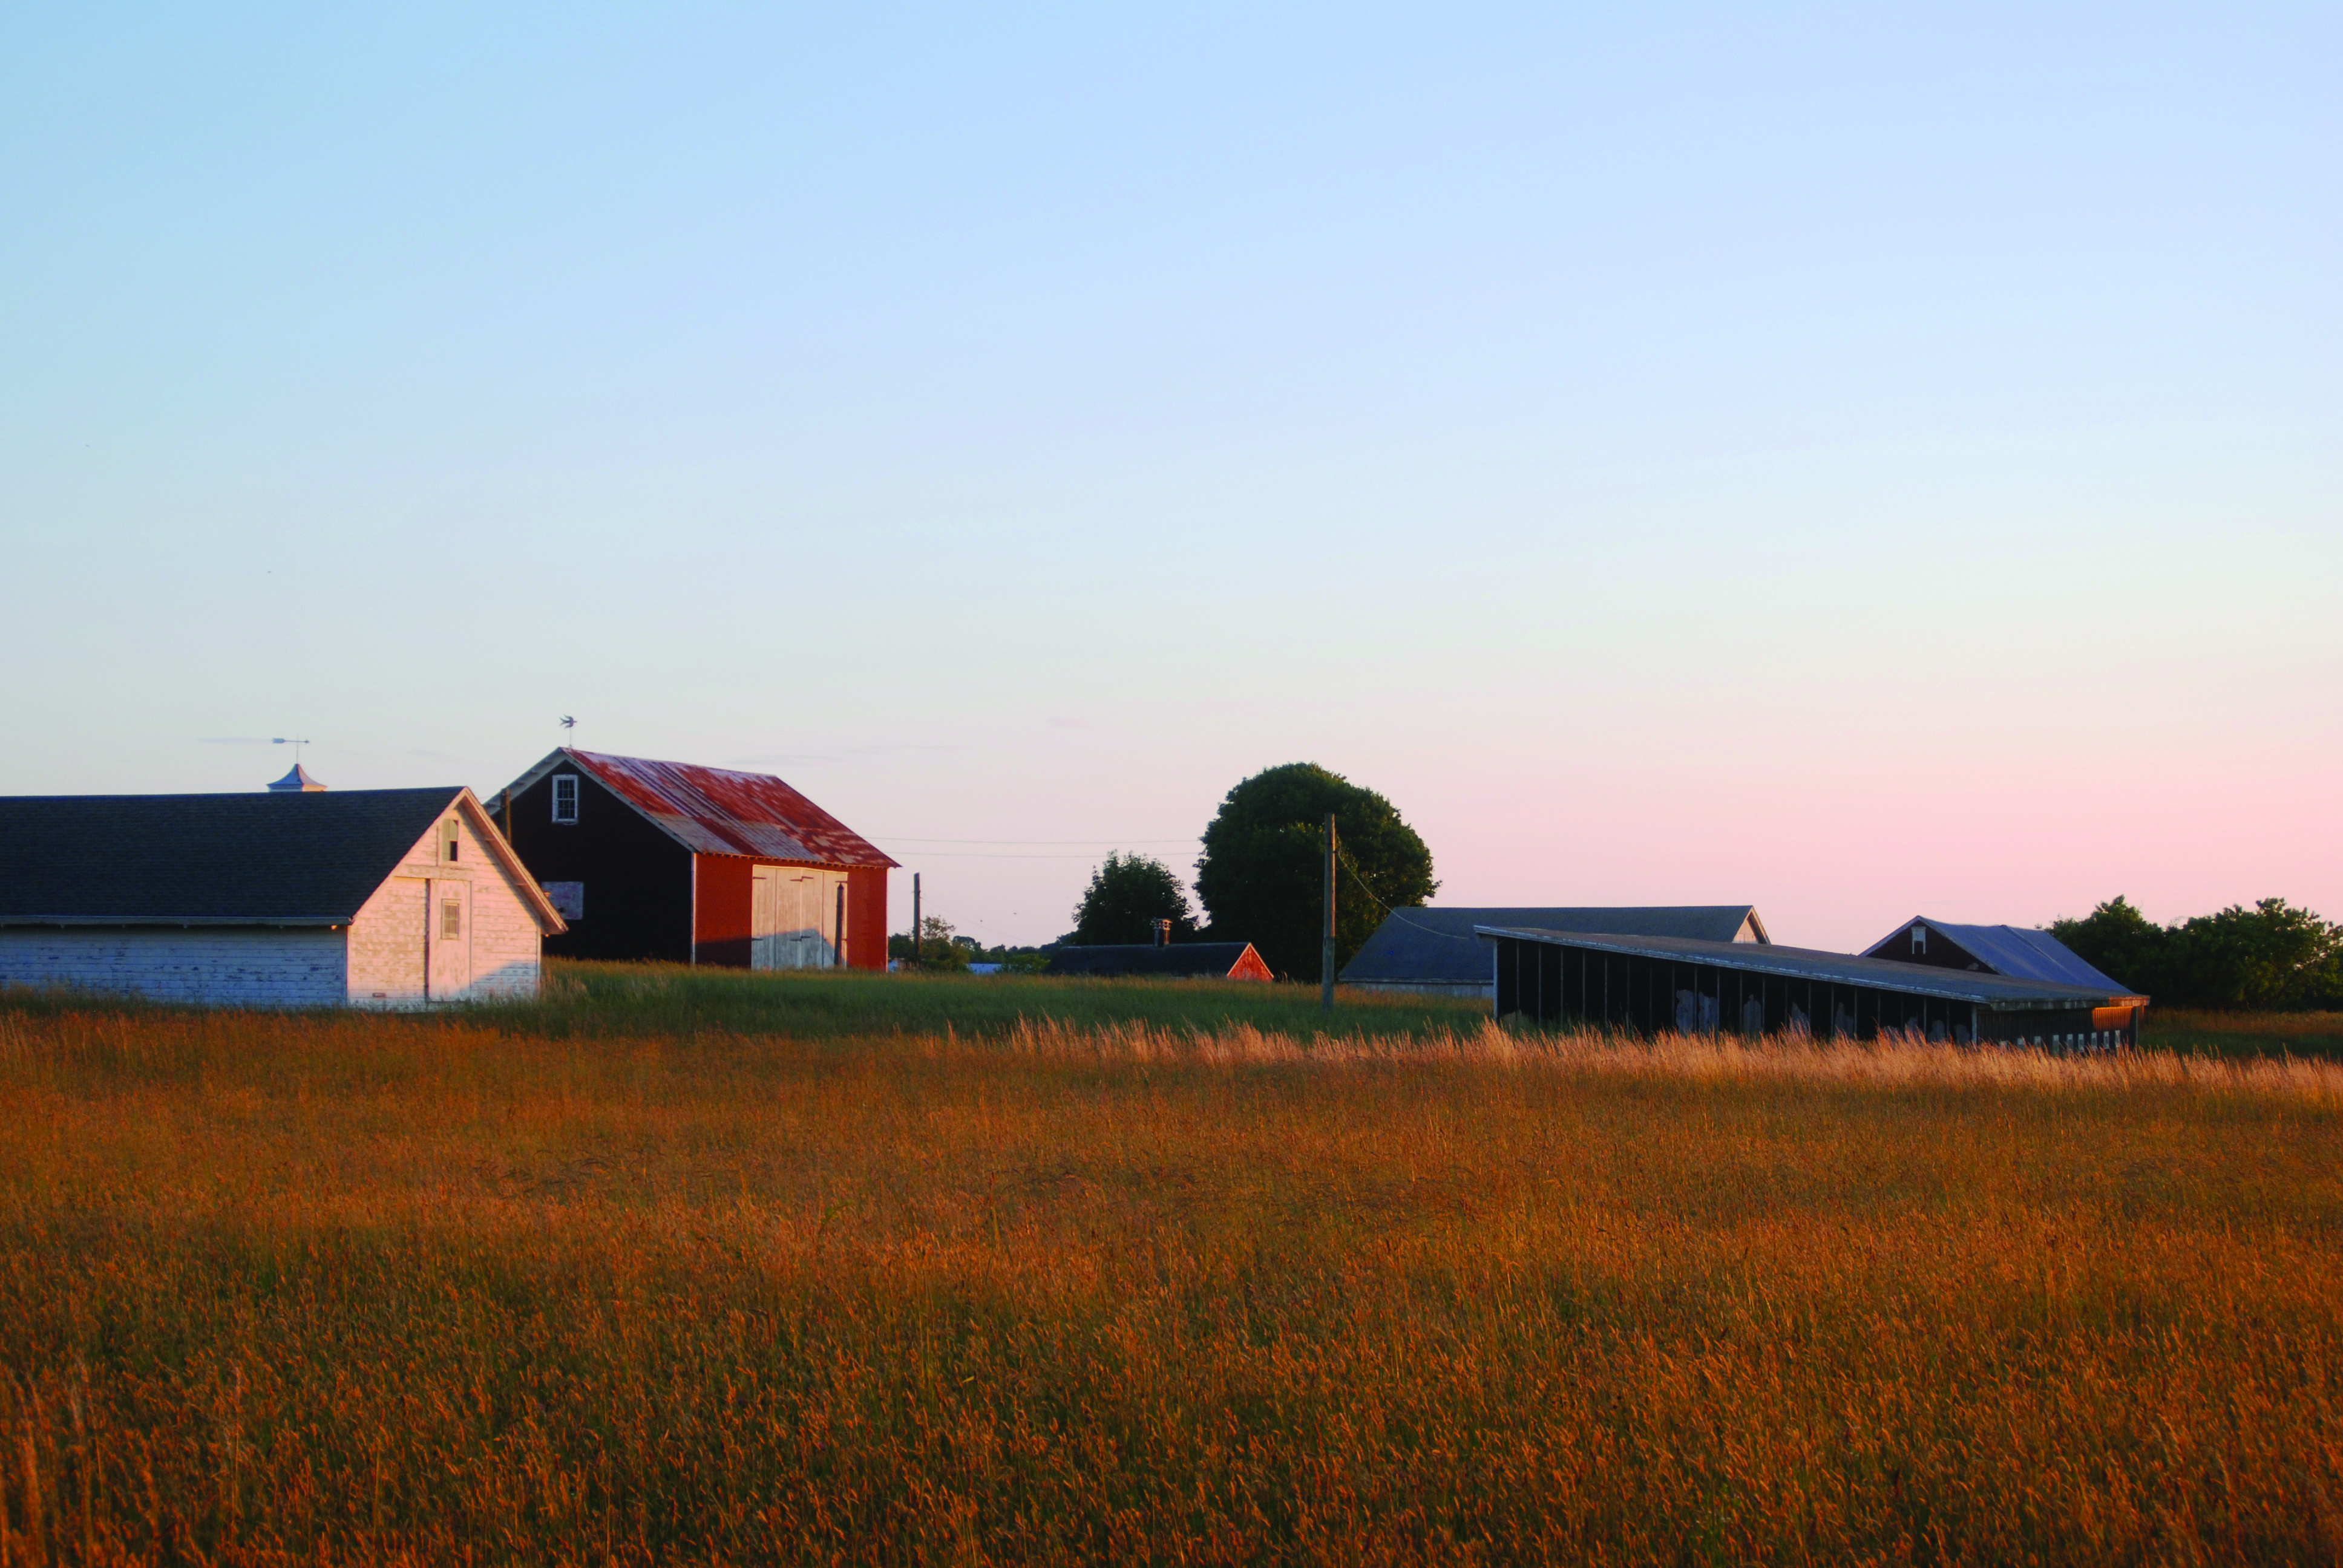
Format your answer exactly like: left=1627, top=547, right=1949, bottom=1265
left=494, top=749, right=896, bottom=971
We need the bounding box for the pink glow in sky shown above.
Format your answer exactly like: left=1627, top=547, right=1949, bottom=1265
left=4, top=5, right=2337, bottom=953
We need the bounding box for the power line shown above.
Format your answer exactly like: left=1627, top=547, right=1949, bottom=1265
left=881, top=851, right=1139, bottom=860
left=1331, top=840, right=1476, bottom=944
left=871, top=835, right=1201, bottom=846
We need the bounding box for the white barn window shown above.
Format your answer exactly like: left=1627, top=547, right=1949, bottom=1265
left=1910, top=925, right=1927, bottom=955
left=552, top=774, right=580, bottom=824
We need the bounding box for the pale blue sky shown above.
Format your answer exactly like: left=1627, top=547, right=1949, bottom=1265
left=5, top=4, right=2337, bottom=950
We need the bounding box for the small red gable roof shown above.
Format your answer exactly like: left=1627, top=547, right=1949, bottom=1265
left=513, top=749, right=897, bottom=869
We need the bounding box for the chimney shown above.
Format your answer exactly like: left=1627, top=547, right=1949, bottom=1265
left=1153, top=918, right=1172, bottom=947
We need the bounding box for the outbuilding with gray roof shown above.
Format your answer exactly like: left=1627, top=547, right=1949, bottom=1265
left=1340, top=906, right=1769, bottom=999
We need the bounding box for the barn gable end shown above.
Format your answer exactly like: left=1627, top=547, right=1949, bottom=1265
left=0, top=786, right=562, bottom=1009
left=349, top=796, right=559, bottom=1006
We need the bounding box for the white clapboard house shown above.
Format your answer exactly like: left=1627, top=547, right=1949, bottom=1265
left=0, top=786, right=566, bottom=1007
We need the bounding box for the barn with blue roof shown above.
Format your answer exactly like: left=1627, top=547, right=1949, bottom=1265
left=1861, top=916, right=2145, bottom=999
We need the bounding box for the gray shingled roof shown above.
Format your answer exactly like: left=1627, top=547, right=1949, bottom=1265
left=1864, top=918, right=2138, bottom=995
left=1342, top=906, right=1764, bottom=987
left=1044, top=942, right=1262, bottom=979
left=0, top=789, right=464, bottom=925
left=1478, top=926, right=2136, bottom=1010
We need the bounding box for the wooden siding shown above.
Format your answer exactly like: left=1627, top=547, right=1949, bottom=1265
left=1876, top=920, right=1988, bottom=973
left=497, top=765, right=888, bottom=972
left=348, top=808, right=547, bottom=1005
left=1490, top=934, right=2140, bottom=1051
left=1226, top=945, right=1274, bottom=982
left=348, top=877, right=427, bottom=1005
left=693, top=854, right=754, bottom=967
left=0, top=927, right=347, bottom=1006
left=845, top=866, right=886, bottom=972
left=695, top=857, right=859, bottom=970
left=502, top=766, right=693, bottom=964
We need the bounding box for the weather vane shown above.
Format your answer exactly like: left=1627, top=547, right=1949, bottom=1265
left=272, top=736, right=312, bottom=763
left=560, top=716, right=576, bottom=742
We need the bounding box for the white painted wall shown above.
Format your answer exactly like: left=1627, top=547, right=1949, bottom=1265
left=751, top=865, right=848, bottom=969
left=0, top=797, right=548, bottom=1011
left=0, top=926, right=348, bottom=1005
left=347, top=806, right=545, bottom=1005
left=347, top=876, right=427, bottom=1006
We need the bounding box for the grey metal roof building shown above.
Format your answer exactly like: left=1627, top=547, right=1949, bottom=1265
left=1043, top=942, right=1273, bottom=981
left=1340, top=906, right=1768, bottom=998
left=1862, top=916, right=2141, bottom=997
left=1480, top=926, right=2144, bottom=1050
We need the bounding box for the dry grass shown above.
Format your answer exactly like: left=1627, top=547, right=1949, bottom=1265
left=2, top=999, right=2340, bottom=1564
left=2143, top=1007, right=2343, bottom=1062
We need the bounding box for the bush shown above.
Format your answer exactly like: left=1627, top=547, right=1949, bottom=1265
left=2053, top=897, right=2343, bottom=1010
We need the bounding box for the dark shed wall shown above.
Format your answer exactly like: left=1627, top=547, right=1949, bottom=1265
left=1492, top=935, right=2137, bottom=1051
left=1873, top=920, right=1988, bottom=973
left=502, top=767, right=692, bottom=964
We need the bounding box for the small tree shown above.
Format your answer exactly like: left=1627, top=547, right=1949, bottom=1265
left=1070, top=852, right=1198, bottom=946
left=1192, top=763, right=1436, bottom=982
left=889, top=915, right=971, bottom=970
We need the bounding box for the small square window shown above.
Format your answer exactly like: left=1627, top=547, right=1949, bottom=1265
left=552, top=774, right=580, bottom=824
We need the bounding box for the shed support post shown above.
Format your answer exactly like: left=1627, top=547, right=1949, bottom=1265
left=1320, top=814, right=1337, bottom=1013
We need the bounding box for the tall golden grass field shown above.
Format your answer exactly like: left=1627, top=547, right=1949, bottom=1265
left=2, top=966, right=2339, bottom=1563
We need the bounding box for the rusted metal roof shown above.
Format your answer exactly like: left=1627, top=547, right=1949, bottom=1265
left=543, top=749, right=897, bottom=868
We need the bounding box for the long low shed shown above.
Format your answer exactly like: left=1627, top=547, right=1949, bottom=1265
left=1478, top=927, right=2147, bottom=1050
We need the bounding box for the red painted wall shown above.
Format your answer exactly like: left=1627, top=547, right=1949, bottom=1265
left=1228, top=944, right=1274, bottom=982
left=847, top=866, right=888, bottom=971
left=694, top=855, right=889, bottom=971
left=692, top=854, right=755, bottom=968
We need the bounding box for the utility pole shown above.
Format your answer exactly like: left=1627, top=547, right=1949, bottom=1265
left=1321, top=813, right=1337, bottom=1012
left=909, top=872, right=922, bottom=971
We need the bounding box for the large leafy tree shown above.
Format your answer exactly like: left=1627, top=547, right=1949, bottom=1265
left=1192, top=763, right=1436, bottom=982
left=1070, top=852, right=1199, bottom=946
left=2048, top=897, right=2165, bottom=996
left=2051, top=895, right=2343, bottom=1010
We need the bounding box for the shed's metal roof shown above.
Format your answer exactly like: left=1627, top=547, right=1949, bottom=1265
left=1477, top=927, right=2137, bottom=1011
left=500, top=749, right=897, bottom=868
left=1342, top=906, right=1765, bottom=987
left=0, top=788, right=470, bottom=926
left=1044, top=942, right=1265, bottom=979
left=1864, top=918, right=2136, bottom=995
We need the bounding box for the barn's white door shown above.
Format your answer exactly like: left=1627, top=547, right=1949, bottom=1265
left=752, top=867, right=844, bottom=970
left=428, top=880, right=471, bottom=1000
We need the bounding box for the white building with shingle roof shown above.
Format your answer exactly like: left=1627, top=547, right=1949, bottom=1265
left=0, top=786, right=565, bottom=1007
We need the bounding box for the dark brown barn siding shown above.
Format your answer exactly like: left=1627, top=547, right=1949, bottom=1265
left=505, top=768, right=692, bottom=964
left=1882, top=921, right=1987, bottom=973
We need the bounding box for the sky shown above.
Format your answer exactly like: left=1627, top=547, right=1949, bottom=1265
left=3, top=2, right=2337, bottom=952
